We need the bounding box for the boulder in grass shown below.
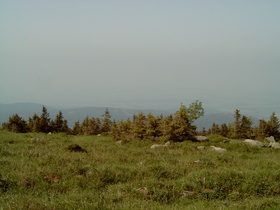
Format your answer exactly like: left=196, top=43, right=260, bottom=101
left=195, top=136, right=209, bottom=142
left=265, top=136, right=280, bottom=149
left=270, top=142, right=280, bottom=149
left=151, top=141, right=170, bottom=149
left=243, top=139, right=265, bottom=147
left=196, top=146, right=205, bottom=150
left=210, top=146, right=227, bottom=152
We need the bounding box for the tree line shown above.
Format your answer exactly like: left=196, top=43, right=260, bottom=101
left=1, top=106, right=113, bottom=135
left=205, top=109, right=280, bottom=140
left=1, top=102, right=279, bottom=141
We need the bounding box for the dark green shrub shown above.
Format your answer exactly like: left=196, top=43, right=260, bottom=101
left=67, top=144, right=87, bottom=153
left=0, top=174, right=16, bottom=192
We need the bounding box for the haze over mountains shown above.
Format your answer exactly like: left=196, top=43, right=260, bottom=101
left=0, top=102, right=265, bottom=130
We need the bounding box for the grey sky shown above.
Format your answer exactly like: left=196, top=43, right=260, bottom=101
left=1, top=1, right=279, bottom=111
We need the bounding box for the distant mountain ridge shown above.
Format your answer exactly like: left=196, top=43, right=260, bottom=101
left=0, top=103, right=259, bottom=130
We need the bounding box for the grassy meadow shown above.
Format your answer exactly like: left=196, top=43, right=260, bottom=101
left=1, top=130, right=280, bottom=209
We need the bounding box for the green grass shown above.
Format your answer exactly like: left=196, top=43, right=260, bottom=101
left=1, top=130, right=280, bottom=209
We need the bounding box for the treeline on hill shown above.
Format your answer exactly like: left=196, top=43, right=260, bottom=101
left=1, top=101, right=280, bottom=141
left=1, top=106, right=112, bottom=136
left=206, top=109, right=280, bottom=140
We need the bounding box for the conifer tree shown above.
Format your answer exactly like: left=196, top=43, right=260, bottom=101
left=266, top=112, right=280, bottom=140
left=110, top=119, right=132, bottom=140
left=240, top=115, right=252, bottom=138
left=132, top=113, right=147, bottom=139
left=257, top=119, right=267, bottom=139
left=100, top=108, right=112, bottom=133
left=39, top=106, right=51, bottom=133
left=81, top=116, right=90, bottom=135
left=165, top=103, right=196, bottom=142
left=2, top=114, right=27, bottom=133
left=88, top=117, right=101, bottom=135
left=146, top=113, right=161, bottom=138
left=233, top=109, right=242, bottom=138
left=51, top=111, right=69, bottom=133
left=52, top=111, right=64, bottom=132
left=220, top=123, right=229, bottom=137
left=31, top=114, right=41, bottom=133
left=72, top=121, right=81, bottom=135
left=159, top=114, right=173, bottom=137
left=211, top=123, right=220, bottom=135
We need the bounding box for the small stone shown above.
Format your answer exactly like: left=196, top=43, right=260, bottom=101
left=195, top=136, right=209, bottom=142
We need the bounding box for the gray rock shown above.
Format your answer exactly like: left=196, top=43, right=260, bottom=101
left=269, top=142, right=280, bottom=149
left=195, top=136, right=209, bottom=142
left=243, top=139, right=265, bottom=147
left=265, top=136, right=275, bottom=143
left=210, top=146, right=227, bottom=152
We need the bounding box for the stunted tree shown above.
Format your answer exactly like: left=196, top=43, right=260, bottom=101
left=2, top=114, right=27, bottom=133
left=52, top=111, right=68, bottom=133
left=27, top=114, right=40, bottom=132
left=186, top=100, right=204, bottom=124
left=233, top=109, right=242, bottom=138
left=256, top=119, right=267, bottom=139
left=266, top=112, right=280, bottom=140
left=210, top=123, right=220, bottom=135
left=110, top=119, right=132, bottom=140
left=100, top=108, right=112, bottom=133
left=109, top=101, right=204, bottom=142
left=220, top=123, right=229, bottom=137
left=81, top=116, right=90, bottom=135
left=240, top=115, right=252, bottom=138
left=72, top=121, right=81, bottom=135
left=89, top=117, right=101, bottom=135
left=80, top=116, right=101, bottom=135
left=39, top=106, right=51, bottom=133
left=146, top=113, right=161, bottom=138
left=165, top=103, right=196, bottom=142
left=132, top=113, right=147, bottom=139
left=159, top=114, right=173, bottom=137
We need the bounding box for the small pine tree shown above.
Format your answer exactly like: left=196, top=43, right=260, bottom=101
left=233, top=109, right=242, bottom=138
left=100, top=108, right=112, bottom=133
left=210, top=123, right=220, bottom=135
left=257, top=119, right=267, bottom=139
left=30, top=114, right=41, bottom=133
left=240, top=115, right=252, bottom=138
left=132, top=113, right=147, bottom=139
left=165, top=103, right=196, bottom=142
left=39, top=106, right=51, bottom=133
left=146, top=113, right=161, bottom=138
left=72, top=121, right=81, bottom=135
left=220, top=123, right=229, bottom=137
left=2, top=114, right=27, bottom=133
left=266, top=112, right=280, bottom=140
left=52, top=111, right=68, bottom=133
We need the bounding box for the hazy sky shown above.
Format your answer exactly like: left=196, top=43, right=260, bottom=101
left=1, top=1, right=279, bottom=110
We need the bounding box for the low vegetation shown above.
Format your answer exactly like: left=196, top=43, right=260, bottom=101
left=1, top=131, right=280, bottom=209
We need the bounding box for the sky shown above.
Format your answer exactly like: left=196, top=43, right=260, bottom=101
left=1, top=1, right=280, bottom=114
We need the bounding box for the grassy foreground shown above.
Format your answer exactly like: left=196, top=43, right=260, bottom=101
left=1, top=131, right=280, bottom=209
